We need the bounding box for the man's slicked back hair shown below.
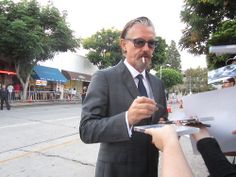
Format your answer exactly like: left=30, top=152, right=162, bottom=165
left=120, top=16, right=155, bottom=39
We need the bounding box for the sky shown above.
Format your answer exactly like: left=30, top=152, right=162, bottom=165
left=37, top=0, right=207, bottom=70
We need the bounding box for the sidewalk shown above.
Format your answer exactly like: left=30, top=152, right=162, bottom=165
left=9, top=99, right=81, bottom=107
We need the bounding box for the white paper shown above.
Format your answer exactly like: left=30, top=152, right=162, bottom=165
left=183, top=86, right=236, bottom=153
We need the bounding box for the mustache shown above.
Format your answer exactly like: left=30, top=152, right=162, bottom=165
left=139, top=52, right=153, bottom=58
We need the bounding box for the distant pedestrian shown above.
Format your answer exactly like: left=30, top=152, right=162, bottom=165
left=14, top=83, right=21, bottom=100
left=55, top=87, right=61, bottom=99
left=165, top=89, right=169, bottom=101
left=0, top=84, right=11, bottom=110
left=179, top=99, right=183, bottom=109
left=81, top=86, right=87, bottom=103
left=71, top=88, right=77, bottom=99
left=7, top=84, right=14, bottom=101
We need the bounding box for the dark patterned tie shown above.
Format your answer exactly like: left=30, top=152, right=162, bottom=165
left=136, top=74, right=148, bottom=97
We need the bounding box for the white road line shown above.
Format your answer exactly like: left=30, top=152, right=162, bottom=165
left=44, top=116, right=78, bottom=122
left=0, top=116, right=79, bottom=129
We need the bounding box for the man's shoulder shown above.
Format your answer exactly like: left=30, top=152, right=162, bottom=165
left=147, top=72, right=160, bottom=81
left=96, top=60, right=124, bottom=74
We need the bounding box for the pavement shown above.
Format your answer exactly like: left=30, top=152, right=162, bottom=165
left=8, top=97, right=179, bottom=108
left=8, top=99, right=81, bottom=108
left=2, top=100, right=210, bottom=176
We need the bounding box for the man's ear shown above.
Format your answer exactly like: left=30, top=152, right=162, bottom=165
left=120, top=39, right=127, bottom=53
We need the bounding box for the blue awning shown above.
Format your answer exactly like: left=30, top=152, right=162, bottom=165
left=32, top=65, right=67, bottom=83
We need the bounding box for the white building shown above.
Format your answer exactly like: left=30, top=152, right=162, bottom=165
left=39, top=51, right=98, bottom=75
left=37, top=51, right=98, bottom=98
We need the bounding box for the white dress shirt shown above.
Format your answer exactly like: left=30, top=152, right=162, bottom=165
left=124, top=59, right=154, bottom=137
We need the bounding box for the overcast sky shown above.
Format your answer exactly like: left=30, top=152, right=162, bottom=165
left=37, top=0, right=207, bottom=70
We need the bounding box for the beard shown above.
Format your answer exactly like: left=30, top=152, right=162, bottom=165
left=134, top=58, right=151, bottom=72
left=135, top=53, right=152, bottom=72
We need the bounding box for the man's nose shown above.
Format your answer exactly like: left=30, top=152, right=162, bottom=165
left=142, top=43, right=150, bottom=51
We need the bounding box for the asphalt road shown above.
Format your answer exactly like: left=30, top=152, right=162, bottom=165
left=0, top=104, right=209, bottom=177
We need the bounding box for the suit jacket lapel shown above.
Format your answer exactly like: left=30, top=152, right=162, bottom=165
left=116, top=61, right=139, bottom=99
left=146, top=72, right=159, bottom=102
left=146, top=72, right=160, bottom=123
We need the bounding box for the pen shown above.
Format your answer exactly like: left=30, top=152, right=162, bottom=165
left=156, top=103, right=164, bottom=110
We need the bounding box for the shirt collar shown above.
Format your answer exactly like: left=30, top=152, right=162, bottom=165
left=124, top=59, right=146, bottom=79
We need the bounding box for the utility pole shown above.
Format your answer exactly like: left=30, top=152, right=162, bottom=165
left=160, top=64, right=171, bottom=79
left=189, top=76, right=192, bottom=94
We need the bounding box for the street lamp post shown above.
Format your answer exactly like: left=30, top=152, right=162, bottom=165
left=189, top=76, right=192, bottom=94
left=160, top=65, right=163, bottom=79
left=160, top=64, right=171, bottom=79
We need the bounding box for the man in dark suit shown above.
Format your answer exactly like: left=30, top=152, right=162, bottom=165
left=0, top=84, right=11, bottom=110
left=79, top=16, right=168, bottom=177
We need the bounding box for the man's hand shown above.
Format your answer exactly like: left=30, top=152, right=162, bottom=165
left=127, top=96, right=158, bottom=126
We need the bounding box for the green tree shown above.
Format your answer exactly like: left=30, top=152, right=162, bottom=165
left=165, top=40, right=181, bottom=71
left=207, top=20, right=236, bottom=69
left=0, top=0, right=79, bottom=100
left=82, top=29, right=168, bottom=70
left=179, top=0, right=236, bottom=55
left=156, top=68, right=183, bottom=90
left=152, top=37, right=168, bottom=70
left=179, top=0, right=236, bottom=68
left=82, top=28, right=122, bottom=69
left=183, top=67, right=212, bottom=94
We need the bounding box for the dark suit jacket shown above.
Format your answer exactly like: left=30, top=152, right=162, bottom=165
left=0, top=88, right=9, bottom=99
left=79, top=60, right=168, bottom=177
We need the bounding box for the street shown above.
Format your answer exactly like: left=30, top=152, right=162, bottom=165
left=0, top=104, right=99, bottom=177
left=0, top=104, right=209, bottom=177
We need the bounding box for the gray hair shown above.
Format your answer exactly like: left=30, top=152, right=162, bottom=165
left=120, top=16, right=155, bottom=39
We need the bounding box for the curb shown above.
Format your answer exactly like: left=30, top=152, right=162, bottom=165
left=10, top=101, right=81, bottom=108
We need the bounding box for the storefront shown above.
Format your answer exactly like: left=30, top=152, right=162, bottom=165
left=31, top=65, right=67, bottom=100
left=37, top=52, right=98, bottom=100
left=0, top=59, right=16, bottom=87
left=61, top=69, right=91, bottom=98
left=0, top=69, right=17, bottom=87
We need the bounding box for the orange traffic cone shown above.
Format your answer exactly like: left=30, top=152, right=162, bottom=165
left=167, top=105, right=172, bottom=113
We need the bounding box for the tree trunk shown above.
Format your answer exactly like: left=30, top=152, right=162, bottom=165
left=15, top=63, right=31, bottom=101
left=21, top=80, right=30, bottom=101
